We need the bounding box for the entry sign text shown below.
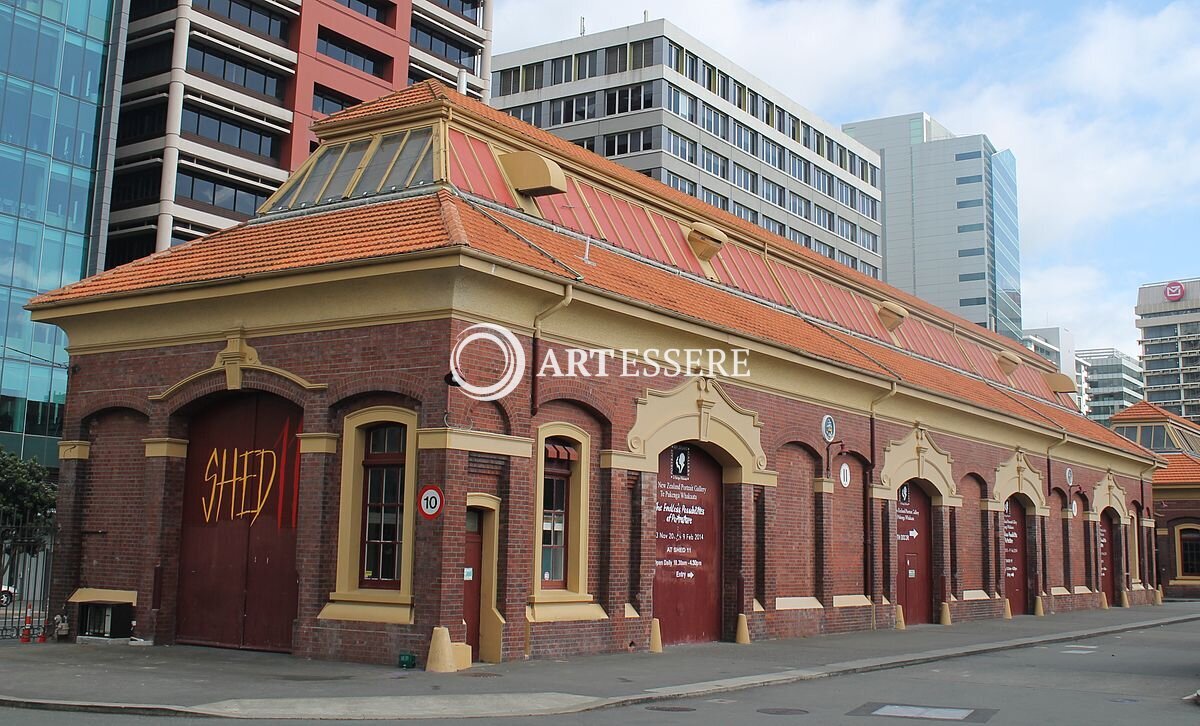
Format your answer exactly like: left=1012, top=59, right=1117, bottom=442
left=419, top=484, right=444, bottom=520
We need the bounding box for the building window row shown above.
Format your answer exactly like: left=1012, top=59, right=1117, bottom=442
left=957, top=223, right=985, bottom=233
left=549, top=94, right=595, bottom=126
left=604, top=82, right=654, bottom=116
left=116, top=102, right=167, bottom=146
left=194, top=0, right=289, bottom=41
left=665, top=171, right=696, bottom=196
left=187, top=43, right=284, bottom=99
left=664, top=129, right=696, bottom=163
left=700, top=186, right=728, bottom=211
left=180, top=104, right=279, bottom=161
left=410, top=20, right=478, bottom=69
left=318, top=28, right=390, bottom=78
left=957, top=198, right=983, bottom=208
left=333, top=0, right=391, bottom=24
left=430, top=0, right=481, bottom=23
left=176, top=169, right=270, bottom=217
left=313, top=85, right=361, bottom=116
left=505, top=103, right=540, bottom=126
left=666, top=84, right=696, bottom=123
left=603, top=128, right=652, bottom=157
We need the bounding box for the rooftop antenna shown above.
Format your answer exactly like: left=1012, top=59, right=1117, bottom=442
left=579, top=16, right=585, bottom=36
left=644, top=10, right=649, bottom=21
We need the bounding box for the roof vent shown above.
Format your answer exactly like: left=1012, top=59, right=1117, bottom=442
left=498, top=151, right=567, bottom=196
left=1044, top=371, right=1078, bottom=393
left=996, top=350, right=1021, bottom=376
left=686, top=221, right=727, bottom=261
left=874, top=301, right=908, bottom=332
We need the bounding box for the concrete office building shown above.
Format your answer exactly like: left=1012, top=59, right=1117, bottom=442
left=491, top=19, right=884, bottom=278
left=843, top=113, right=1022, bottom=341
left=107, top=0, right=492, bottom=268
left=1078, top=348, right=1144, bottom=427
left=0, top=0, right=124, bottom=464
left=1022, top=326, right=1088, bottom=412
left=1137, top=278, right=1200, bottom=423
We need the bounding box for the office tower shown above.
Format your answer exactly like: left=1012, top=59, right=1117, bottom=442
left=843, top=113, right=1021, bottom=340
left=1022, top=326, right=1088, bottom=411
left=1136, top=278, right=1200, bottom=422
left=491, top=19, right=884, bottom=278
left=1078, top=348, right=1145, bottom=427
left=107, top=0, right=492, bottom=268
left=0, top=0, right=124, bottom=464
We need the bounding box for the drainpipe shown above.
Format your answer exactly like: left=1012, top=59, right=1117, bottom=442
left=1046, top=432, right=1069, bottom=499
left=531, top=285, right=574, bottom=416
left=868, top=381, right=899, bottom=623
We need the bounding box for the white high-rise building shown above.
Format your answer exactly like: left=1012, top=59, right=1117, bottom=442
left=1078, top=348, right=1144, bottom=427
left=1136, top=278, right=1200, bottom=422
left=1023, top=327, right=1088, bottom=413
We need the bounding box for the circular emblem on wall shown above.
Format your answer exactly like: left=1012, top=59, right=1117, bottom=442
left=899, top=483, right=910, bottom=504
left=1071, top=499, right=1078, bottom=517
left=1065, top=468, right=1074, bottom=487
left=1165, top=281, right=1186, bottom=302
left=839, top=462, right=851, bottom=488
left=821, top=415, right=837, bottom=443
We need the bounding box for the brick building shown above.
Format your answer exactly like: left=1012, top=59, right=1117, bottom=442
left=31, top=82, right=1160, bottom=668
left=1111, top=402, right=1200, bottom=598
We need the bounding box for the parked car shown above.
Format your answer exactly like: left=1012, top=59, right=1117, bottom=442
left=0, top=585, right=15, bottom=607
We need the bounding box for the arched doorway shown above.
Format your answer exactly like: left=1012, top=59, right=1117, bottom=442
left=1099, top=509, right=1118, bottom=606
left=896, top=481, right=933, bottom=624
left=654, top=444, right=723, bottom=644
left=1003, top=496, right=1029, bottom=615
left=176, top=392, right=303, bottom=651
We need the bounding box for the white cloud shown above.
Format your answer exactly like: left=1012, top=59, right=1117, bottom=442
left=1021, top=264, right=1141, bottom=355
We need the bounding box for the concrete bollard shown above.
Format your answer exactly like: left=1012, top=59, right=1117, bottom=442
left=1002, top=598, right=1012, bottom=620
left=1033, top=596, right=1045, bottom=617
left=1156, top=585, right=1164, bottom=605
left=735, top=613, right=751, bottom=644
left=649, top=618, right=663, bottom=653
left=425, top=626, right=458, bottom=673
left=1100, top=591, right=1109, bottom=610
left=894, top=604, right=906, bottom=630
left=938, top=602, right=952, bottom=626
left=1120, top=590, right=1130, bottom=608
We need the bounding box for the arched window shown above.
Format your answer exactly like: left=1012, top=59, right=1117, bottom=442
left=540, top=437, right=576, bottom=589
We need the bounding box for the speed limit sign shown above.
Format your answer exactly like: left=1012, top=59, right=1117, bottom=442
left=418, top=485, right=444, bottom=520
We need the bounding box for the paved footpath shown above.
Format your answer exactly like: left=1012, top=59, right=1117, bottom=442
left=1, top=602, right=1198, bottom=720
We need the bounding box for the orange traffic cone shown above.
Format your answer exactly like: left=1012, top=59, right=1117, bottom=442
left=19, top=604, right=32, bottom=643
left=36, top=620, right=48, bottom=643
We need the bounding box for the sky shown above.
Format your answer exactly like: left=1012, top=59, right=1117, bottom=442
left=492, top=0, right=1200, bottom=356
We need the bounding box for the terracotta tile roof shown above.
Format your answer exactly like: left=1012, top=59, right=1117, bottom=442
left=1111, top=401, right=1200, bottom=434
left=1157, top=453, right=1200, bottom=485
left=316, top=81, right=1051, bottom=369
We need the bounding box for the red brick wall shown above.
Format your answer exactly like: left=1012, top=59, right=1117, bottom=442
left=773, top=444, right=818, bottom=599
left=1047, top=489, right=1067, bottom=589
left=957, top=475, right=984, bottom=592
left=830, top=454, right=867, bottom=596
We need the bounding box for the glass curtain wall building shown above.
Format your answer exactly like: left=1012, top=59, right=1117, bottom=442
left=0, top=0, right=122, bottom=465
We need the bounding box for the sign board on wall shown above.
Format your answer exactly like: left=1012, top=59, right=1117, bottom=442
left=1164, top=281, right=1186, bottom=302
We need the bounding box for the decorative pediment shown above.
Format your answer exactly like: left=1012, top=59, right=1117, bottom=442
left=990, top=449, right=1049, bottom=516
left=603, top=377, right=775, bottom=486
left=150, top=329, right=326, bottom=401
left=877, top=425, right=961, bottom=506
left=1089, top=470, right=1129, bottom=523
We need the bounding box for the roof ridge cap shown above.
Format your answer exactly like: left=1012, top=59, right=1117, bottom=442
left=437, top=189, right=471, bottom=247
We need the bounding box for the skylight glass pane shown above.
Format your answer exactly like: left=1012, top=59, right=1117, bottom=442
left=351, top=132, right=409, bottom=196
left=382, top=127, right=432, bottom=190
left=290, top=143, right=344, bottom=207
left=320, top=138, right=371, bottom=202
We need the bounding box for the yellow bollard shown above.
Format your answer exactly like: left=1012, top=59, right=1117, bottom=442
left=1033, top=595, right=1045, bottom=617
left=1002, top=598, right=1012, bottom=620
left=425, top=626, right=458, bottom=673
left=894, top=604, right=906, bottom=630
left=1100, top=591, right=1109, bottom=610
left=1120, top=590, right=1130, bottom=608
left=938, top=602, right=952, bottom=626
left=649, top=618, right=663, bottom=653
left=1155, top=585, right=1164, bottom=605
left=735, top=613, right=751, bottom=644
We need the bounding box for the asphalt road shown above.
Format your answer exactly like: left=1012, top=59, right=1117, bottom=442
left=5, top=621, right=1200, bottom=725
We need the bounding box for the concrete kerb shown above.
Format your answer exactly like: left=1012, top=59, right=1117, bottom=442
left=2, top=611, right=1199, bottom=721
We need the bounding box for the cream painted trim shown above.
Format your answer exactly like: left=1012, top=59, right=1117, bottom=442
left=624, top=602, right=640, bottom=618
left=418, top=428, right=533, bottom=458
left=144, top=438, right=188, bottom=458
left=814, top=477, right=835, bottom=494
left=58, top=441, right=90, bottom=460
left=1175, top=524, right=1200, bottom=581
left=775, top=596, right=825, bottom=610
left=962, top=590, right=990, bottom=601
left=606, top=377, right=777, bottom=486
left=876, top=425, right=962, bottom=506
left=1083, top=512, right=1100, bottom=523
left=317, top=601, right=413, bottom=625
left=68, top=588, right=137, bottom=605
left=297, top=433, right=340, bottom=454
left=1073, top=586, right=1092, bottom=594
left=466, top=492, right=505, bottom=664
left=833, top=594, right=872, bottom=608
left=753, top=598, right=765, bottom=612
left=331, top=406, right=419, bottom=610
left=981, top=500, right=1004, bottom=512
left=990, top=449, right=1051, bottom=516
left=526, top=601, right=608, bottom=622
left=1157, top=528, right=1169, bottom=535
left=1060, top=508, right=1073, bottom=520
left=1142, top=518, right=1156, bottom=528
left=1090, top=472, right=1129, bottom=523
left=1050, top=586, right=1072, bottom=596
left=149, top=331, right=326, bottom=400
left=532, top=422, right=593, bottom=602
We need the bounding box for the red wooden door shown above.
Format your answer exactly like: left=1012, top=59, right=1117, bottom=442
left=654, top=445, right=722, bottom=645
left=1003, top=497, right=1028, bottom=615
left=177, top=393, right=302, bottom=651
left=1099, top=511, right=1116, bottom=605
left=464, top=510, right=483, bottom=661
left=896, top=483, right=933, bottom=624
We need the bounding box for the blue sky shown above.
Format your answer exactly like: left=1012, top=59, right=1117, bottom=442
left=494, top=0, right=1200, bottom=356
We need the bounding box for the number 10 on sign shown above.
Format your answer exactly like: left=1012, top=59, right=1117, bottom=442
left=419, top=484, right=444, bottom=520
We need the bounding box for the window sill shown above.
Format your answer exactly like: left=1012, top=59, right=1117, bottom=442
left=527, top=590, right=607, bottom=622
left=320, top=589, right=413, bottom=624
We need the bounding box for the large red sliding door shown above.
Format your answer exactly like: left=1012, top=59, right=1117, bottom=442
left=654, top=445, right=722, bottom=645
left=1004, top=497, right=1028, bottom=615
left=896, top=482, right=933, bottom=624
left=1099, top=510, right=1117, bottom=606
left=177, top=393, right=303, bottom=652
